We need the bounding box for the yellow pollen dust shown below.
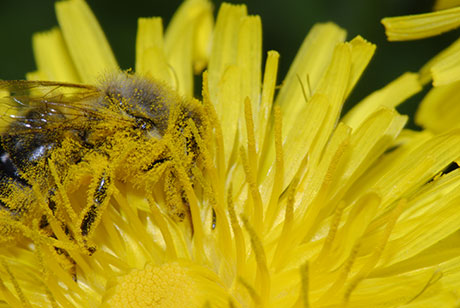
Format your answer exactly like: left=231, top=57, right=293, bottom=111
left=106, top=262, right=198, bottom=308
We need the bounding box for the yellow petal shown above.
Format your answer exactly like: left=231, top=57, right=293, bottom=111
left=25, top=70, right=47, bottom=81
left=55, top=0, right=118, bottom=83
left=270, top=122, right=352, bottom=269
left=279, top=94, right=330, bottom=189
left=136, top=17, right=164, bottom=67
left=135, top=18, right=178, bottom=88
left=260, top=94, right=331, bottom=206
left=135, top=18, right=167, bottom=81
left=350, top=131, right=460, bottom=211
left=415, top=81, right=460, bottom=132
left=383, top=166, right=460, bottom=266
left=287, top=109, right=406, bottom=258
left=348, top=266, right=446, bottom=306
left=208, top=3, right=247, bottom=108
left=208, top=3, right=247, bottom=101
left=208, top=3, right=263, bottom=164
left=164, top=0, right=213, bottom=96
left=371, top=229, right=460, bottom=279
left=257, top=51, right=279, bottom=147
left=434, top=0, right=460, bottom=10
left=348, top=129, right=433, bottom=197
left=430, top=49, right=460, bottom=86
left=334, top=108, right=407, bottom=201
left=382, top=7, right=460, bottom=41
left=276, top=23, right=346, bottom=133
left=216, top=65, right=243, bottom=164
left=345, top=36, right=376, bottom=99
left=420, top=36, right=460, bottom=85
left=260, top=41, right=353, bottom=190
left=312, top=42, right=351, bottom=161
left=31, top=28, right=80, bottom=82
left=236, top=16, right=262, bottom=130
left=344, top=72, right=421, bottom=130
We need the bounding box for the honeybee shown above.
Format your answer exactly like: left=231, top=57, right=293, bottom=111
left=0, top=71, right=208, bottom=253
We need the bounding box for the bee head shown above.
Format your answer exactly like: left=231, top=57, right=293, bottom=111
left=100, top=72, right=172, bottom=135
left=99, top=72, right=207, bottom=141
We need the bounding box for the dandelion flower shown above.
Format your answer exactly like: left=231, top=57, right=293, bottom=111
left=2, top=0, right=460, bottom=307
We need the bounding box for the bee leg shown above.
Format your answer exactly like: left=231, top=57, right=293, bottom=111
left=80, top=172, right=111, bottom=253
left=38, top=188, right=58, bottom=229
left=163, top=170, right=194, bottom=236
left=144, top=157, right=170, bottom=171
left=211, top=208, right=217, bottom=230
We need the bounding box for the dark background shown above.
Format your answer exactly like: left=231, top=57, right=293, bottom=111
left=0, top=0, right=459, bottom=120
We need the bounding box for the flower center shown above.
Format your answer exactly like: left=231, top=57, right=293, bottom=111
left=105, top=262, right=198, bottom=308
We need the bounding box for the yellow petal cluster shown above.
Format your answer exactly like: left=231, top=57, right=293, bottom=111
left=2, top=0, right=460, bottom=307
left=382, top=2, right=460, bottom=133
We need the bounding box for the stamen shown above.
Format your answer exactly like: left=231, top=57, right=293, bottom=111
left=110, top=197, right=173, bottom=262
left=244, top=97, right=258, bottom=175
left=405, top=269, right=443, bottom=304
left=315, top=201, right=346, bottom=266
left=227, top=186, right=245, bottom=276
left=147, top=196, right=178, bottom=259
left=110, top=188, right=157, bottom=256
left=359, top=199, right=405, bottom=275
left=228, top=298, right=237, bottom=308
left=238, top=277, right=262, bottom=307
left=343, top=199, right=406, bottom=303
left=95, top=250, right=131, bottom=272
left=319, top=241, right=361, bottom=303
left=0, top=257, right=31, bottom=307
left=271, top=176, right=298, bottom=270
left=240, top=147, right=263, bottom=234
left=242, top=216, right=270, bottom=305
left=264, top=105, right=284, bottom=231
left=299, top=261, right=311, bottom=308
left=297, top=124, right=350, bottom=242
left=0, top=276, right=24, bottom=308
left=258, top=51, right=279, bottom=144
left=28, top=226, right=59, bottom=307
left=42, top=275, right=73, bottom=308
left=40, top=245, right=83, bottom=295
left=41, top=282, right=58, bottom=308
left=100, top=208, right=126, bottom=256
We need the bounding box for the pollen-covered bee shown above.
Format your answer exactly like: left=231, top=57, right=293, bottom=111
left=0, top=71, right=208, bottom=253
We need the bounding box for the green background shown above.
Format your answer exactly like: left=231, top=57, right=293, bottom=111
left=0, top=0, right=459, bottom=124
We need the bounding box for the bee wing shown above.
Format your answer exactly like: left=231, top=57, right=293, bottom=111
left=0, top=80, right=132, bottom=134
left=0, top=80, right=99, bottom=110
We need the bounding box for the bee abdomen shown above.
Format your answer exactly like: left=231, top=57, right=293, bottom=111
left=0, top=146, right=26, bottom=186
